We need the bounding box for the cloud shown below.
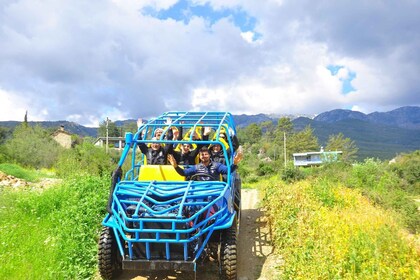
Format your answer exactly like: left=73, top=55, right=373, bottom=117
left=0, top=0, right=419, bottom=126
left=0, top=88, right=28, bottom=121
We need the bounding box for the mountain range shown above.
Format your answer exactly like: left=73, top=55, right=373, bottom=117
left=234, top=106, right=420, bottom=160
left=1, top=106, right=419, bottom=160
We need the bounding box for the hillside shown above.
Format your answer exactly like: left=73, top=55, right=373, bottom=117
left=233, top=106, right=420, bottom=160
left=293, top=117, right=420, bottom=160
left=1, top=106, right=419, bottom=159
left=315, top=106, right=420, bottom=129
left=0, top=120, right=97, bottom=137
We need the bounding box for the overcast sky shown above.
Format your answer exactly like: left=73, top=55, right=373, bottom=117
left=1, top=0, right=419, bottom=126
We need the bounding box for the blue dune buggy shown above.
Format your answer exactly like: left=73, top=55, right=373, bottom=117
left=98, top=112, right=241, bottom=280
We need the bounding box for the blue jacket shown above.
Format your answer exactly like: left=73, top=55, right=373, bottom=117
left=175, top=161, right=233, bottom=180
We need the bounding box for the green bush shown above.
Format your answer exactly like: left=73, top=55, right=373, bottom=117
left=0, top=175, right=109, bottom=279
left=344, top=158, right=419, bottom=233
left=281, top=163, right=305, bottom=182
left=3, top=124, right=63, bottom=168
left=348, top=158, right=384, bottom=189
left=56, top=141, right=117, bottom=178
left=388, top=150, right=420, bottom=194
left=256, top=162, right=276, bottom=176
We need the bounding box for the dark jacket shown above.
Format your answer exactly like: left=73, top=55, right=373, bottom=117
left=170, top=129, right=208, bottom=165
left=172, top=141, right=207, bottom=165
left=138, top=129, right=174, bottom=165
left=174, top=160, right=236, bottom=181
left=210, top=148, right=230, bottom=165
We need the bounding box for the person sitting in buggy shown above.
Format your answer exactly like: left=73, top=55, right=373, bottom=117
left=170, top=126, right=211, bottom=165
left=168, top=146, right=239, bottom=181
left=138, top=127, right=175, bottom=165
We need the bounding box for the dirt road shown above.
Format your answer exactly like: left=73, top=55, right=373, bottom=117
left=116, top=189, right=277, bottom=280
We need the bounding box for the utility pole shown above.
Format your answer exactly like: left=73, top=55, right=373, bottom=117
left=106, top=117, right=109, bottom=154
left=284, top=132, right=287, bottom=167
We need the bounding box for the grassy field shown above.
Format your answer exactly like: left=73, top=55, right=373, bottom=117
left=0, top=160, right=419, bottom=279
left=0, top=163, right=55, bottom=182
left=0, top=175, right=109, bottom=279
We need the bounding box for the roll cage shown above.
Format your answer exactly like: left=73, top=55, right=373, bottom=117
left=99, top=112, right=240, bottom=279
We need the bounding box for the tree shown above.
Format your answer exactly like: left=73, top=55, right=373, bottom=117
left=261, top=121, right=276, bottom=142
left=325, top=133, right=358, bottom=162
left=237, top=123, right=262, bottom=145
left=276, top=117, right=293, bottom=135
left=122, top=122, right=138, bottom=135
left=288, top=126, right=319, bottom=155
left=23, top=111, right=28, bottom=127
left=4, top=124, right=63, bottom=168
left=98, top=119, right=120, bottom=137
left=0, top=126, right=11, bottom=145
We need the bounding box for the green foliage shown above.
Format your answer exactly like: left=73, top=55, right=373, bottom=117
left=0, top=145, right=9, bottom=164
left=0, top=175, right=109, bottom=279
left=287, top=125, right=319, bottom=154
left=55, top=141, right=116, bottom=178
left=319, top=157, right=419, bottom=233
left=237, top=123, right=262, bottom=145
left=3, top=124, right=63, bottom=168
left=388, top=150, right=420, bottom=194
left=276, top=117, right=293, bottom=135
left=122, top=122, right=138, bottom=134
left=0, top=126, right=12, bottom=145
left=325, top=132, right=358, bottom=162
left=97, top=118, right=120, bottom=137
left=260, top=179, right=420, bottom=279
left=281, top=163, right=305, bottom=183
left=256, top=161, right=276, bottom=176
left=348, top=158, right=384, bottom=189
left=0, top=163, right=54, bottom=182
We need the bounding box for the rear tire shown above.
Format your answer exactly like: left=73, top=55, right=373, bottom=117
left=220, top=217, right=237, bottom=280
left=98, top=226, right=122, bottom=280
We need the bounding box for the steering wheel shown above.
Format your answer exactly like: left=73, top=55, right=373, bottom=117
left=189, top=173, right=216, bottom=181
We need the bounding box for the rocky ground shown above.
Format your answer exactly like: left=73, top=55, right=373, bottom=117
left=0, top=171, right=61, bottom=190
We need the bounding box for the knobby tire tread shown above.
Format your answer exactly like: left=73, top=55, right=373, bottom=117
left=220, top=218, right=237, bottom=280
left=98, top=226, right=121, bottom=280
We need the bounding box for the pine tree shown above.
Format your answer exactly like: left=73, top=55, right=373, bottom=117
left=23, top=110, right=28, bottom=127
left=325, top=133, right=358, bottom=162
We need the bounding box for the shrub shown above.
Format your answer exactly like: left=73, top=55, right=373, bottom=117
left=344, top=158, right=419, bottom=233
left=55, top=141, right=117, bottom=178
left=256, top=162, right=276, bottom=176
left=281, top=163, right=305, bottom=182
left=348, top=158, right=384, bottom=189
left=388, top=150, right=420, bottom=194
left=3, top=124, right=63, bottom=168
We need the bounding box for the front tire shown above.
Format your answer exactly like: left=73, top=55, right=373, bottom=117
left=220, top=217, right=237, bottom=280
left=98, top=226, right=122, bottom=280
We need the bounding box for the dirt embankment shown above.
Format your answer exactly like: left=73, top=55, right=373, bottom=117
left=117, top=189, right=281, bottom=280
